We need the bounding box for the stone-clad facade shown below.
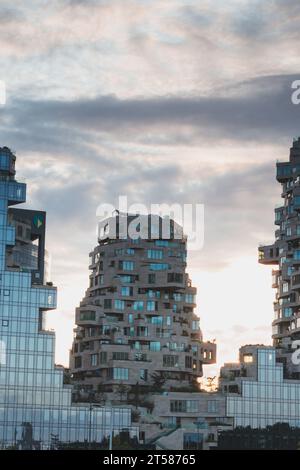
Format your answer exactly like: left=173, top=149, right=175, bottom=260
left=259, top=138, right=300, bottom=377
left=70, top=213, right=216, bottom=392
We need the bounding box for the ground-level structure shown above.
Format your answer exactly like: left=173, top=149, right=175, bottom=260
left=135, top=391, right=233, bottom=450
left=220, top=345, right=300, bottom=428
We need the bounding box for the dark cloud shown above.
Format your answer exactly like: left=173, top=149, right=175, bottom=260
left=2, top=74, right=299, bottom=147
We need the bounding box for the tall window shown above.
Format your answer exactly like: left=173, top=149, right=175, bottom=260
left=173, top=293, right=182, bottom=301
left=207, top=400, right=218, bottom=413
left=133, top=301, right=144, bottom=311
left=185, top=294, right=195, bottom=304
left=121, top=286, right=132, bottom=296
left=163, top=355, right=179, bottom=367
left=119, top=260, right=134, bottom=271
left=147, top=301, right=156, bottom=311
left=140, top=369, right=148, bottom=381
left=91, top=354, right=98, bottom=366
left=114, top=299, right=125, bottom=310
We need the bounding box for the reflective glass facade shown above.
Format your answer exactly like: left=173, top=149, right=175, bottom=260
left=0, top=148, right=137, bottom=449
left=227, top=348, right=300, bottom=428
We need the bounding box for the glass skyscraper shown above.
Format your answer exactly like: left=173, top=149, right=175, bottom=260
left=0, top=147, right=137, bottom=449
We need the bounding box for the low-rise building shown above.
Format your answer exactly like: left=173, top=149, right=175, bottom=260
left=220, top=345, right=300, bottom=428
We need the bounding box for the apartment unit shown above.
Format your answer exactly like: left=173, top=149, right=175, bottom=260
left=259, top=138, right=300, bottom=377
left=0, top=147, right=138, bottom=449
left=220, top=345, right=300, bottom=428
left=70, top=213, right=216, bottom=394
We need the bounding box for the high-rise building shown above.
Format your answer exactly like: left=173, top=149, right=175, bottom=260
left=70, top=213, right=216, bottom=394
left=259, top=138, right=300, bottom=377
left=0, top=148, right=138, bottom=449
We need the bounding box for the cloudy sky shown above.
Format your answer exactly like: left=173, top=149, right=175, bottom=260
left=1, top=0, right=300, bottom=379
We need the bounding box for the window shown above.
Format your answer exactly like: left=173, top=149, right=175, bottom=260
left=150, top=263, right=169, bottom=271
left=168, top=273, right=183, bottom=283
left=150, top=316, right=163, bottom=325
left=111, top=368, right=129, bottom=380
left=286, top=226, right=292, bottom=236
left=95, top=274, right=103, bottom=285
left=128, top=313, right=133, bottom=324
left=150, top=341, right=161, bottom=352
left=79, top=311, right=96, bottom=321
left=147, top=249, right=163, bottom=260
left=133, top=301, right=144, bottom=311
left=173, top=293, right=182, bottom=301
left=192, top=320, right=199, bottom=331
left=17, top=225, right=23, bottom=237
left=155, top=240, right=169, bottom=247
left=124, top=326, right=135, bottom=337
left=135, top=353, right=147, bottom=361
left=104, top=299, right=112, bottom=309
left=282, top=282, right=289, bottom=293
left=170, top=400, right=199, bottom=413
left=147, top=289, right=160, bottom=298
left=137, top=326, right=148, bottom=337
left=91, top=354, right=98, bottom=366
left=2, top=319, right=8, bottom=327
left=184, top=433, right=202, bottom=450
left=283, top=307, right=293, bottom=318
left=185, top=294, right=195, bottom=304
left=99, top=352, right=107, bottom=364
left=207, top=400, right=218, bottom=413
left=119, top=260, right=134, bottom=271
left=121, top=286, right=132, bottom=296
left=294, top=250, right=300, bottom=260
left=140, top=369, right=148, bottom=381
left=114, top=299, right=125, bottom=310
left=185, top=356, right=192, bottom=368
left=115, top=248, right=135, bottom=256
left=170, top=400, right=187, bottom=412
left=74, top=356, right=82, bottom=368
left=243, top=354, right=253, bottom=363
left=147, top=301, right=156, bottom=311
left=148, top=274, right=156, bottom=284
left=163, top=355, right=179, bottom=367
left=112, top=352, right=129, bottom=361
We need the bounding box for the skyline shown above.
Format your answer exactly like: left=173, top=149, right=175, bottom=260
left=0, top=0, right=299, bottom=378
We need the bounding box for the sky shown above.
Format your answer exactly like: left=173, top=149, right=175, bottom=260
left=0, top=0, right=300, bottom=380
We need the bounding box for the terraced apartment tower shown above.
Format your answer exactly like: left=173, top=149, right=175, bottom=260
left=259, top=138, right=300, bottom=378
left=70, top=213, right=216, bottom=394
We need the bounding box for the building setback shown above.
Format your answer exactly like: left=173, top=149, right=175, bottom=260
left=0, top=148, right=138, bottom=449
left=70, top=213, right=216, bottom=394
left=259, top=138, right=300, bottom=377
